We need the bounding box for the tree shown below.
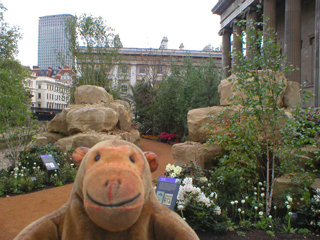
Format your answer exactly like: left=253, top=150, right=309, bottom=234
left=206, top=20, right=318, bottom=216
left=155, top=57, right=221, bottom=139
left=0, top=3, right=21, bottom=59
left=0, top=3, right=37, bottom=168
left=66, top=13, right=122, bottom=97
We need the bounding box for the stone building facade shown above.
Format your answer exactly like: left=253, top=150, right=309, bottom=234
left=113, top=37, right=222, bottom=95
left=212, top=0, right=320, bottom=107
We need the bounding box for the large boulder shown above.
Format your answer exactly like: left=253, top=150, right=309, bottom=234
left=66, top=105, right=119, bottom=134
left=47, top=108, right=70, bottom=135
left=119, top=129, right=141, bottom=147
left=172, top=141, right=222, bottom=168
left=107, top=103, right=132, bottom=132
left=56, top=133, right=121, bottom=152
left=74, top=85, right=114, bottom=104
left=283, top=81, right=301, bottom=108
left=188, top=106, right=239, bottom=143
left=218, top=71, right=289, bottom=107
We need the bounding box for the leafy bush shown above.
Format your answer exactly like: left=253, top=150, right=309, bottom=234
left=165, top=162, right=228, bottom=233
left=0, top=143, right=77, bottom=196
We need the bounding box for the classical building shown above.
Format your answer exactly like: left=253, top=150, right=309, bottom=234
left=25, top=66, right=74, bottom=120
left=112, top=37, right=222, bottom=95
left=38, top=14, right=74, bottom=69
left=212, top=0, right=320, bottom=107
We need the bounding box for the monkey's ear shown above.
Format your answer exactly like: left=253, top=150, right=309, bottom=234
left=72, top=146, right=90, bottom=167
left=144, top=151, right=159, bottom=173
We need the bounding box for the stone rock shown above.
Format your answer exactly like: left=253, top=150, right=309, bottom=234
left=107, top=103, right=132, bottom=132
left=188, top=106, right=239, bottom=143
left=218, top=71, right=288, bottom=106
left=115, top=99, right=131, bottom=112
left=119, top=130, right=141, bottom=147
left=47, top=108, right=70, bottom=135
left=66, top=105, right=119, bottom=134
left=56, top=133, right=121, bottom=152
left=74, top=85, right=114, bottom=104
left=283, top=81, right=301, bottom=108
left=172, top=141, right=222, bottom=168
left=312, top=178, right=320, bottom=190
left=40, top=132, right=64, bottom=143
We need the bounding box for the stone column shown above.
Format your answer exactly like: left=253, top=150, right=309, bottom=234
left=232, top=22, right=243, bottom=72
left=263, top=0, right=276, bottom=38
left=246, top=7, right=258, bottom=61
left=220, top=28, right=232, bottom=78
left=315, top=0, right=320, bottom=107
left=284, top=0, right=301, bottom=84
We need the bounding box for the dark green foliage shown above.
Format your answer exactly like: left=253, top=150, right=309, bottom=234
left=133, top=57, right=221, bottom=139
left=0, top=143, right=77, bottom=196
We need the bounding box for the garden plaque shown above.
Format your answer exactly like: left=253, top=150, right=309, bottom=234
left=40, top=154, right=59, bottom=171
left=155, top=176, right=181, bottom=210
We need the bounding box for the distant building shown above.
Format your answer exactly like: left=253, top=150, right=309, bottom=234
left=212, top=0, right=320, bottom=107
left=25, top=66, right=74, bottom=120
left=111, top=37, right=222, bottom=95
left=38, top=14, right=74, bottom=69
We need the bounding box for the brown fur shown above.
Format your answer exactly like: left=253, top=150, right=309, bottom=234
left=14, top=140, right=199, bottom=240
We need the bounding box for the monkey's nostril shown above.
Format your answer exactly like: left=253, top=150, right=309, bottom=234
left=105, top=181, right=109, bottom=187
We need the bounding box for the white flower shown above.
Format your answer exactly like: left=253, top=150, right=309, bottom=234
left=234, top=200, right=238, bottom=204
left=199, top=177, right=208, bottom=183
left=261, top=187, right=265, bottom=191
left=254, top=206, right=258, bottom=210
left=231, top=201, right=235, bottom=205
left=208, top=183, right=212, bottom=187
left=238, top=208, right=242, bottom=212
left=287, top=196, right=293, bottom=203
left=261, top=193, right=265, bottom=197
left=241, top=199, right=245, bottom=204
left=214, top=206, right=221, bottom=215
left=254, top=192, right=257, bottom=195
left=174, top=166, right=182, bottom=175
left=210, top=192, right=217, bottom=199
left=258, top=182, right=263, bottom=186
left=170, top=172, right=177, bottom=178
left=259, top=211, right=264, bottom=216
left=286, top=205, right=291, bottom=209
left=274, top=206, right=277, bottom=210
left=288, top=212, right=292, bottom=216
left=241, top=211, right=245, bottom=214
left=268, top=215, right=272, bottom=219
left=183, top=177, right=193, bottom=185
left=177, top=205, right=185, bottom=211
left=245, top=196, right=249, bottom=200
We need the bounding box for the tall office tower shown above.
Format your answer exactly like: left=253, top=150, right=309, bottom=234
left=38, top=14, right=74, bottom=69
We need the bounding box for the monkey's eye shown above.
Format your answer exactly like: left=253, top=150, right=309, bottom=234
left=94, top=154, right=100, bottom=161
left=129, top=156, right=135, bottom=163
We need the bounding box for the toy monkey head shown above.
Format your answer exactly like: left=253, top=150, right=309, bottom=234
left=71, top=140, right=159, bottom=232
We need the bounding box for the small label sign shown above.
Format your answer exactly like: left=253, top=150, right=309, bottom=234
left=155, top=177, right=181, bottom=210
left=40, top=155, right=59, bottom=170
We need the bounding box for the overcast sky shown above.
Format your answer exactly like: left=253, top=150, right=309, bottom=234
left=2, top=0, right=221, bottom=67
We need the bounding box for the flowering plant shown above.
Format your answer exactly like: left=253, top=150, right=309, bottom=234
left=159, top=132, right=178, bottom=143
left=164, top=162, right=226, bottom=232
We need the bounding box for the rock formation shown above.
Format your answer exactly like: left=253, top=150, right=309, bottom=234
left=35, top=85, right=139, bottom=152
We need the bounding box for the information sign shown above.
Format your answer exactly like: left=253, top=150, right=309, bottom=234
left=155, top=176, right=181, bottom=210
left=40, top=154, right=59, bottom=171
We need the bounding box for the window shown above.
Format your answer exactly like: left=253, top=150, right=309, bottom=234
left=38, top=84, right=41, bottom=89
left=157, top=66, right=163, bottom=74
left=139, top=66, right=146, bottom=74
left=38, top=93, right=41, bottom=99
left=120, top=84, right=128, bottom=93
left=122, top=65, right=128, bottom=73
